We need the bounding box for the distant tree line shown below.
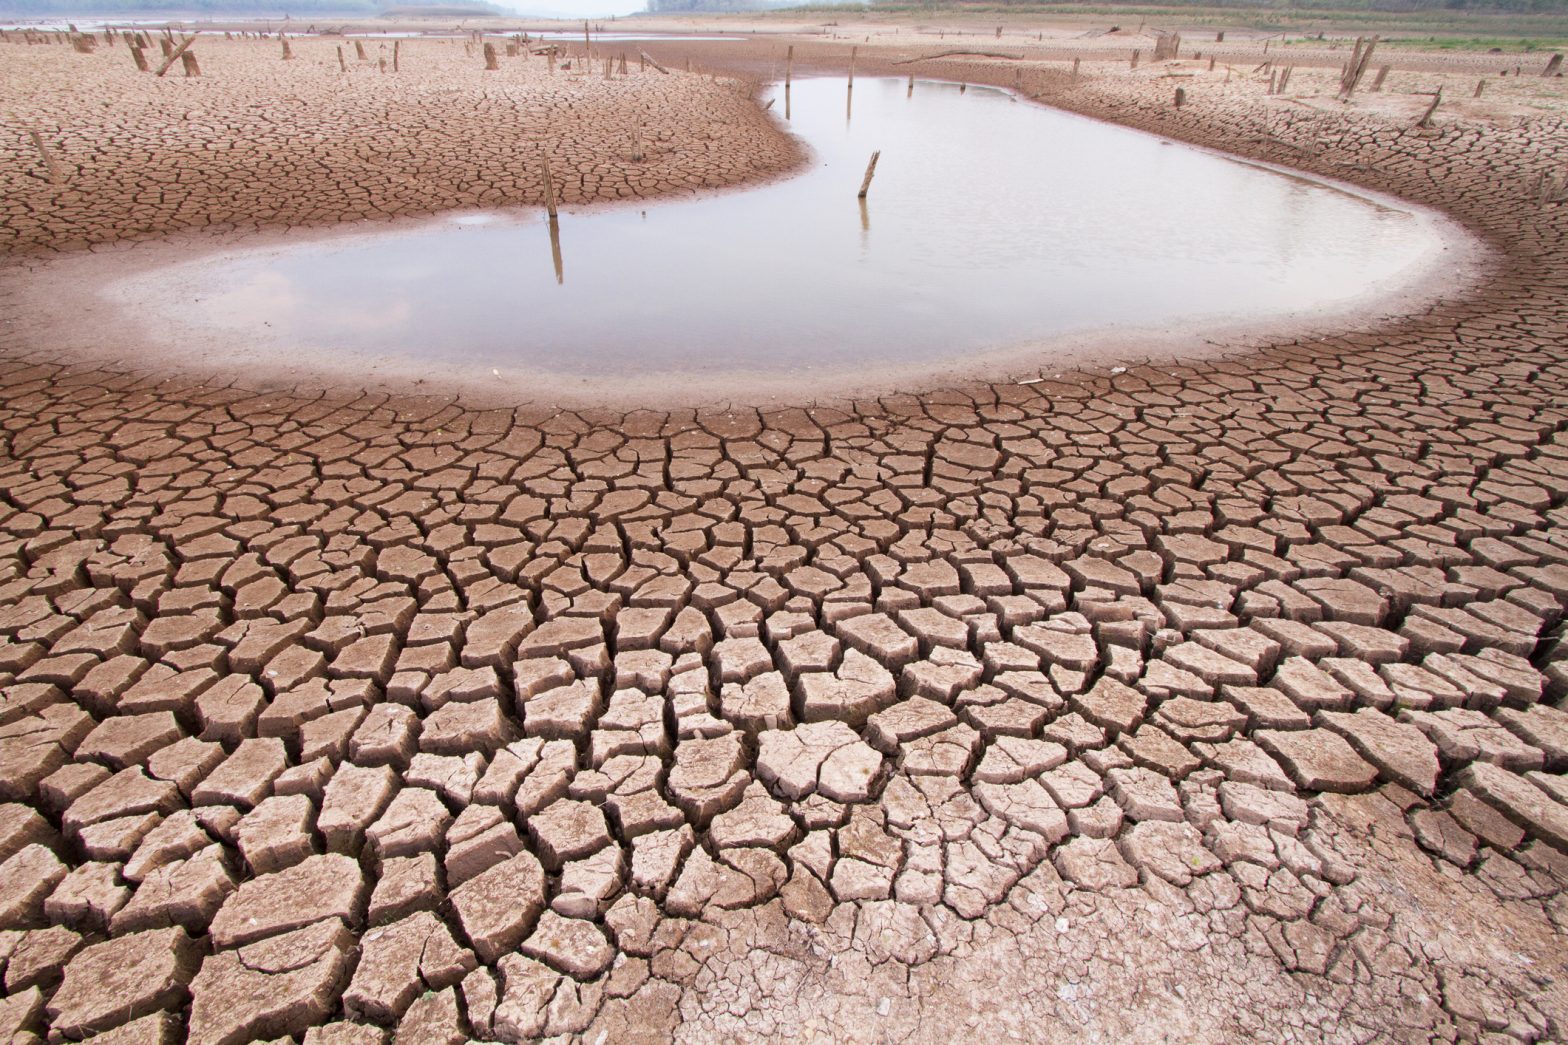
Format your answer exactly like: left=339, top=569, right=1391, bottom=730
left=650, top=0, right=1568, bottom=11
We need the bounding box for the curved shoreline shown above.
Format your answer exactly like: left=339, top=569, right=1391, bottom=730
left=0, top=69, right=1498, bottom=411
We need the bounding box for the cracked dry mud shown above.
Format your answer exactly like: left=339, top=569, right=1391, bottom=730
left=1, top=24, right=1568, bottom=1045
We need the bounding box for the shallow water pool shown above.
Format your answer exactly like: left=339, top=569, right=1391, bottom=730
left=94, top=76, right=1469, bottom=395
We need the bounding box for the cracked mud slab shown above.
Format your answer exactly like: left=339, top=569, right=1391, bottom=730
left=0, top=21, right=1567, bottom=1045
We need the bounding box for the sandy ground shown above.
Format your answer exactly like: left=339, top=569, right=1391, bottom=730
left=1, top=16, right=1567, bottom=1045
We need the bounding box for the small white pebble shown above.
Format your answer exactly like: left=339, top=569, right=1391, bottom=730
left=1055, top=916, right=1070, bottom=933
left=877, top=998, right=890, bottom=1016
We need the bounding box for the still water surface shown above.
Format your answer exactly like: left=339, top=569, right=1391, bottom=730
left=110, top=77, right=1459, bottom=382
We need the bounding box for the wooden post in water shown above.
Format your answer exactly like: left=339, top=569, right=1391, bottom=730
left=28, top=130, right=62, bottom=184
left=857, top=150, right=879, bottom=198
left=848, top=46, right=856, bottom=89
left=483, top=42, right=498, bottom=71
left=355, top=40, right=366, bottom=60
left=908, top=72, right=914, bottom=95
left=182, top=50, right=200, bottom=76
left=785, top=44, right=793, bottom=87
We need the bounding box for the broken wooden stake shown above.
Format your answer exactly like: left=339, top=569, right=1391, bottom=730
left=857, top=149, right=880, bottom=198
left=1337, top=35, right=1377, bottom=101
left=130, top=44, right=148, bottom=71
left=785, top=44, right=793, bottom=86
left=1131, top=49, right=1139, bottom=69
left=153, top=35, right=195, bottom=77
left=393, top=40, right=399, bottom=72
left=483, top=42, right=498, bottom=71
left=28, top=129, right=62, bottom=184
left=1544, top=53, right=1563, bottom=77
left=1174, top=86, right=1185, bottom=107
left=1415, top=88, right=1442, bottom=129
left=355, top=40, right=367, bottom=60
left=640, top=51, right=668, bottom=74
left=1073, top=56, right=1080, bottom=79
left=281, top=36, right=292, bottom=60
left=541, top=157, right=558, bottom=219
left=182, top=50, right=200, bottom=76
left=1372, top=64, right=1390, bottom=91
left=337, top=45, right=345, bottom=71
left=849, top=46, right=856, bottom=89
left=1474, top=78, right=1486, bottom=98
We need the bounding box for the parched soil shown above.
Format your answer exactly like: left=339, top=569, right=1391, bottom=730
left=1, top=22, right=1567, bottom=1045
left=0, top=33, right=802, bottom=255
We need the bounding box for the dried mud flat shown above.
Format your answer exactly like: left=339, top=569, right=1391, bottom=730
left=1, top=22, right=1568, bottom=1045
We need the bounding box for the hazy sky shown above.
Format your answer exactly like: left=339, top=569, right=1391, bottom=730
left=510, top=0, right=650, bottom=18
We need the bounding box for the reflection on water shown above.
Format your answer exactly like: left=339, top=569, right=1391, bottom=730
left=114, top=77, right=1453, bottom=380
left=548, top=217, right=564, bottom=285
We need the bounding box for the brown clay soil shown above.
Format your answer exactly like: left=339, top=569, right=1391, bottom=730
left=2, top=17, right=1568, bottom=1044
